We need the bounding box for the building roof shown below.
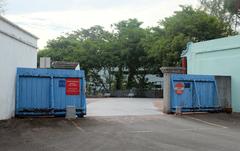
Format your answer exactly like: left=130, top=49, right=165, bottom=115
left=0, top=15, right=39, bottom=39
left=182, top=35, right=240, bottom=57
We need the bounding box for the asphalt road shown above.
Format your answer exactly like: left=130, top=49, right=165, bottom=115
left=0, top=98, right=240, bottom=151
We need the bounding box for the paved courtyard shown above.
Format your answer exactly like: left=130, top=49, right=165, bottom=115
left=87, top=98, right=162, bottom=116
left=0, top=98, right=240, bottom=151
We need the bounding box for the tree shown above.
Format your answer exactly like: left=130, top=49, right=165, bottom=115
left=147, top=6, right=232, bottom=67
left=38, top=7, right=234, bottom=94
left=224, top=0, right=240, bottom=30
left=199, top=0, right=240, bottom=31
left=199, top=0, right=226, bottom=20
left=162, top=6, right=231, bottom=40
left=38, top=26, right=118, bottom=93
left=114, top=19, right=149, bottom=89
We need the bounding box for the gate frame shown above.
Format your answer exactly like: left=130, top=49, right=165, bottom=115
left=170, top=74, right=221, bottom=113
left=15, top=68, right=86, bottom=117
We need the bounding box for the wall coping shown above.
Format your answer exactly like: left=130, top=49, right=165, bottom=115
left=160, top=67, right=183, bottom=74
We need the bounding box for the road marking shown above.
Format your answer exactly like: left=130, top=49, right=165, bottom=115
left=71, top=121, right=85, bottom=132
left=130, top=130, right=153, bottom=133
left=187, top=117, right=228, bottom=129
left=179, top=127, right=216, bottom=131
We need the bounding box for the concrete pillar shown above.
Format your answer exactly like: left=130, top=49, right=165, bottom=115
left=160, top=67, right=182, bottom=114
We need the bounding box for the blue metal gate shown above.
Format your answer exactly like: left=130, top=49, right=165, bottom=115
left=16, top=68, right=86, bottom=117
left=170, top=74, right=221, bottom=112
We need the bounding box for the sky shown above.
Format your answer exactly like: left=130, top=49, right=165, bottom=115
left=3, top=0, right=199, bottom=49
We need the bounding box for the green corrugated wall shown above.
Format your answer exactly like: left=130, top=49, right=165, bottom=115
left=183, top=35, right=240, bottom=112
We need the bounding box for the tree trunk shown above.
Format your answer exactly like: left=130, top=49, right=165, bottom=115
left=115, top=66, right=123, bottom=90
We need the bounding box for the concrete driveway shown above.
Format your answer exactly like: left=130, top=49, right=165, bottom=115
left=87, top=98, right=162, bottom=116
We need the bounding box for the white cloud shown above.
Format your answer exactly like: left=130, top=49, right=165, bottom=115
left=5, top=0, right=199, bottom=49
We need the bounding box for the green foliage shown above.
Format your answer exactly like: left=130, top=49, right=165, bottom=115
left=162, top=6, right=231, bottom=40
left=114, top=19, right=149, bottom=88
left=146, top=6, right=231, bottom=67
left=199, top=0, right=226, bottom=20
left=199, top=0, right=240, bottom=31
left=38, top=6, right=234, bottom=93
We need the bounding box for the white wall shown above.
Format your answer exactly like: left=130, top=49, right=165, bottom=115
left=0, top=17, right=37, bottom=120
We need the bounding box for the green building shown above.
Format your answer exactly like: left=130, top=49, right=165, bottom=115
left=182, top=35, right=240, bottom=112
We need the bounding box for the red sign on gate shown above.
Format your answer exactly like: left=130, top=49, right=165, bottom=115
left=174, top=82, right=184, bottom=95
left=66, top=78, right=80, bottom=95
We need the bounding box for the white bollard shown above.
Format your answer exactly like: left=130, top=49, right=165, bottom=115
left=66, top=106, right=77, bottom=119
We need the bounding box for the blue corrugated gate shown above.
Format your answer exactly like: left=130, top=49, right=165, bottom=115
left=170, top=74, right=221, bottom=112
left=16, top=68, right=86, bottom=117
